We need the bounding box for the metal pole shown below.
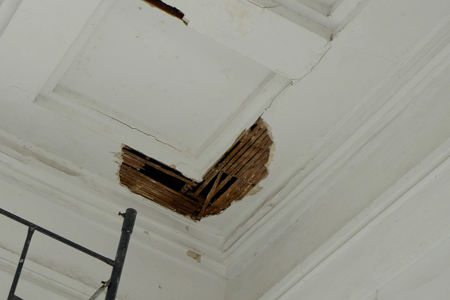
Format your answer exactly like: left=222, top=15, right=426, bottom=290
left=8, top=226, right=35, bottom=300
left=105, top=208, right=137, bottom=300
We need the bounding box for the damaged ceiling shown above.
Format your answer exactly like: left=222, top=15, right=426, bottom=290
left=0, top=0, right=407, bottom=234
left=120, top=118, right=272, bottom=219
left=3, top=0, right=450, bottom=298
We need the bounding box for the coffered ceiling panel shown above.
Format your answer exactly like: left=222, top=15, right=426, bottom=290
left=250, top=0, right=369, bottom=37
left=56, top=0, right=275, bottom=157
left=37, top=0, right=290, bottom=180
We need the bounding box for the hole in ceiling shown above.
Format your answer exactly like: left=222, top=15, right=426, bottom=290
left=119, top=118, right=273, bottom=220
left=141, top=0, right=189, bottom=25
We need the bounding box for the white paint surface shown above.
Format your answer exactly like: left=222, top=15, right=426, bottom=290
left=2, top=0, right=450, bottom=299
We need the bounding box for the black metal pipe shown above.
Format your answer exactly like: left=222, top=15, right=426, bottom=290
left=1, top=207, right=136, bottom=300
left=105, top=208, right=137, bottom=300
left=8, top=226, right=35, bottom=300
left=0, top=208, right=115, bottom=266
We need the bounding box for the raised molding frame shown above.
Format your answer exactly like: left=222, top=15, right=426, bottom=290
left=0, top=130, right=227, bottom=278
left=37, top=74, right=291, bottom=181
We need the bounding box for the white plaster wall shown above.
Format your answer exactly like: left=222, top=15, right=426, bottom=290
left=275, top=146, right=450, bottom=300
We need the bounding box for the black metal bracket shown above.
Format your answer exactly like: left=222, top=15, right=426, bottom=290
left=0, top=207, right=137, bottom=300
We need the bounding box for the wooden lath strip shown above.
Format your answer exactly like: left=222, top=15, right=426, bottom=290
left=197, top=171, right=223, bottom=219
left=203, top=172, right=234, bottom=202
left=222, top=126, right=267, bottom=174
left=122, top=153, right=146, bottom=170
left=221, top=126, right=266, bottom=172
left=192, top=168, right=219, bottom=198
left=215, top=129, right=249, bottom=168
left=120, top=165, right=200, bottom=208
left=237, top=145, right=271, bottom=180
left=209, top=178, right=249, bottom=210
left=192, top=119, right=267, bottom=199
left=119, top=117, right=272, bottom=219
left=122, top=148, right=194, bottom=184
left=210, top=176, right=261, bottom=215
left=210, top=162, right=270, bottom=215
left=225, top=133, right=268, bottom=175
left=247, top=167, right=269, bottom=186
left=120, top=178, right=195, bottom=216
left=122, top=178, right=195, bottom=215
left=215, top=118, right=265, bottom=169
left=203, top=128, right=269, bottom=200
left=226, top=133, right=271, bottom=177
left=217, top=121, right=266, bottom=171
left=206, top=180, right=252, bottom=215
left=213, top=182, right=256, bottom=214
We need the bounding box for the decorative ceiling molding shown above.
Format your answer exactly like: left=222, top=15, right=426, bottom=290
left=260, top=140, right=450, bottom=300
left=247, top=0, right=371, bottom=38
left=0, top=0, right=107, bottom=102
left=37, top=73, right=288, bottom=181
left=220, top=15, right=450, bottom=278
left=0, top=247, right=95, bottom=299
left=0, top=130, right=226, bottom=277
left=2, top=1, right=450, bottom=297
left=0, top=0, right=22, bottom=37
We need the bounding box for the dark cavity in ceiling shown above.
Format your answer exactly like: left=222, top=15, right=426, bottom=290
left=120, top=118, right=272, bottom=220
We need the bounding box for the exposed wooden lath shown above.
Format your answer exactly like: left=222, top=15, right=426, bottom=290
left=120, top=118, right=272, bottom=220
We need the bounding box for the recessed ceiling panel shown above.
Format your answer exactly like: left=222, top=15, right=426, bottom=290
left=56, top=0, right=274, bottom=157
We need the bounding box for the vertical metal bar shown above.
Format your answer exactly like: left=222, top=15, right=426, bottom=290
left=105, top=208, right=137, bottom=300
left=8, top=226, right=35, bottom=300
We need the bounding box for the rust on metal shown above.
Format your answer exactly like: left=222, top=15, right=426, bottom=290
left=119, top=118, right=272, bottom=220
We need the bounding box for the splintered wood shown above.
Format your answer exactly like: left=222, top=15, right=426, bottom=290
left=120, top=118, right=272, bottom=220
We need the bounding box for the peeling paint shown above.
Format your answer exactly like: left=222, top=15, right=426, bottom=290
left=225, top=0, right=262, bottom=37
left=263, top=119, right=275, bottom=170
left=111, top=151, right=122, bottom=161
left=247, top=184, right=263, bottom=196
left=186, top=250, right=201, bottom=263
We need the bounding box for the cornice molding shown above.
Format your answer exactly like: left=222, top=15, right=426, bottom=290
left=262, top=134, right=450, bottom=300
left=221, top=13, right=450, bottom=278
left=0, top=247, right=96, bottom=299
left=0, top=130, right=226, bottom=277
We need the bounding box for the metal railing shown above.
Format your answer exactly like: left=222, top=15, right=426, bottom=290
left=0, top=207, right=137, bottom=300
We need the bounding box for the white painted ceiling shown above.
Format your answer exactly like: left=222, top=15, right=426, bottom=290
left=3, top=0, right=450, bottom=298
left=56, top=0, right=277, bottom=158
